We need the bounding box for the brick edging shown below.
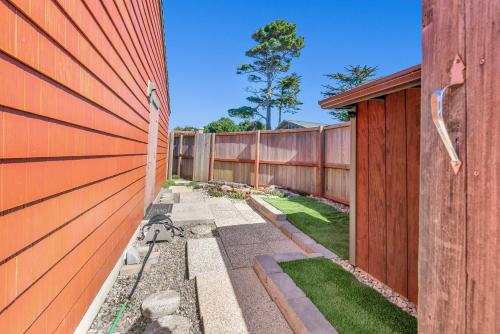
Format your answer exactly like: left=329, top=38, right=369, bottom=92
left=247, top=195, right=340, bottom=260
left=253, top=254, right=338, bottom=334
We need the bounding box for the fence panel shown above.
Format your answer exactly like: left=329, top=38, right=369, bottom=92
left=259, top=129, right=319, bottom=194
left=324, top=123, right=351, bottom=204
left=169, top=123, right=351, bottom=204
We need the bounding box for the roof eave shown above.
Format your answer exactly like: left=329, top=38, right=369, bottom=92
left=319, top=64, right=421, bottom=110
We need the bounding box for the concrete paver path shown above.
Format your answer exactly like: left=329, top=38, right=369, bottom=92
left=179, top=188, right=302, bottom=333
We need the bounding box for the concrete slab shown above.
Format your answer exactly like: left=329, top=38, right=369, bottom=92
left=219, top=224, right=287, bottom=247
left=196, top=272, right=248, bottom=334
left=196, top=270, right=292, bottom=334
left=174, top=179, right=191, bottom=185
left=171, top=202, right=214, bottom=226
left=225, top=243, right=274, bottom=268
left=169, top=186, right=192, bottom=193
left=279, top=221, right=302, bottom=238
left=238, top=298, right=293, bottom=334
left=238, top=209, right=267, bottom=224
left=211, top=209, right=242, bottom=220
left=214, top=216, right=253, bottom=228
left=267, top=240, right=305, bottom=255
left=208, top=200, right=236, bottom=212
left=179, top=191, right=204, bottom=203
left=187, top=238, right=231, bottom=279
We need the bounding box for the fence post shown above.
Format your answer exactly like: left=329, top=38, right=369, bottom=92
left=209, top=133, right=215, bottom=181
left=167, top=131, right=174, bottom=179
left=316, top=126, right=324, bottom=197
left=254, top=130, right=261, bottom=188
left=178, top=134, right=183, bottom=178
left=349, top=117, right=357, bottom=266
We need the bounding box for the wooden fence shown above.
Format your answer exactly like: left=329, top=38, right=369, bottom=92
left=169, top=123, right=350, bottom=204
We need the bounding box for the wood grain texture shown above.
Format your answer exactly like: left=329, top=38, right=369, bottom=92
left=465, top=1, right=500, bottom=332
left=367, top=99, right=387, bottom=283
left=192, top=133, right=211, bottom=182
left=385, top=91, right=408, bottom=296
left=419, top=0, right=467, bottom=332
left=356, top=101, right=370, bottom=271
left=405, top=88, right=420, bottom=304
left=0, top=0, right=168, bottom=332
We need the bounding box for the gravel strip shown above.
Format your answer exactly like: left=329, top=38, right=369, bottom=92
left=88, top=224, right=214, bottom=334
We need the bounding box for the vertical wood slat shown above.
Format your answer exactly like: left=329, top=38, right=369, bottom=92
left=254, top=130, right=260, bottom=188
left=356, top=101, right=369, bottom=271
left=316, top=126, right=324, bottom=196
left=465, top=1, right=500, bottom=332
left=177, top=134, right=183, bottom=178
left=209, top=133, right=215, bottom=181
left=419, top=0, right=467, bottom=332
left=405, top=88, right=421, bottom=304
left=385, top=91, right=408, bottom=297
left=167, top=131, right=174, bottom=179
left=367, top=99, right=386, bottom=282
left=349, top=116, right=357, bottom=266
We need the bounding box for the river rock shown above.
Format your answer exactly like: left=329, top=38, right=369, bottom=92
left=141, top=290, right=180, bottom=319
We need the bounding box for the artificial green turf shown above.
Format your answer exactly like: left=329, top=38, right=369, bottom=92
left=281, top=258, right=417, bottom=334
left=264, top=196, right=349, bottom=259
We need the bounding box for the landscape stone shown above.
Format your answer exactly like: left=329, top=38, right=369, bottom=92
left=143, top=315, right=192, bottom=334
left=141, top=290, right=181, bottom=319
left=190, top=224, right=213, bottom=236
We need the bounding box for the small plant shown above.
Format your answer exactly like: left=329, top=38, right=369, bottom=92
left=163, top=179, right=175, bottom=189
left=267, top=190, right=285, bottom=198
left=186, top=181, right=203, bottom=189
left=171, top=174, right=180, bottom=180
left=206, top=188, right=246, bottom=200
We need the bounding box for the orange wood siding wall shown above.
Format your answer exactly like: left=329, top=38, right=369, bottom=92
left=355, top=88, right=420, bottom=303
left=0, top=0, right=169, bottom=333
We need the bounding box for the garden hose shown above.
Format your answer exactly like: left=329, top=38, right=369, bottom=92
left=107, top=229, right=159, bottom=334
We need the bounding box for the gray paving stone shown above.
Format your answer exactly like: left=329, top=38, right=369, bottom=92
left=214, top=216, right=252, bottom=228
left=286, top=297, right=338, bottom=334
left=187, top=238, right=231, bottom=279
left=253, top=255, right=283, bottom=283
left=279, top=221, right=302, bottom=238
left=225, top=243, right=274, bottom=268
left=273, top=252, right=309, bottom=262
left=267, top=272, right=306, bottom=301
left=179, top=191, right=204, bottom=203
left=141, top=290, right=180, bottom=319
left=291, top=232, right=317, bottom=250
left=307, top=244, right=340, bottom=260
left=267, top=240, right=305, bottom=255
left=171, top=202, right=214, bottom=226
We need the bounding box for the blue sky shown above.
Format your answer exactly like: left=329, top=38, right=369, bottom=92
left=163, top=1, right=421, bottom=129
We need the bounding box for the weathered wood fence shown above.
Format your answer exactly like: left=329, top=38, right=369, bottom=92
left=168, top=123, right=351, bottom=204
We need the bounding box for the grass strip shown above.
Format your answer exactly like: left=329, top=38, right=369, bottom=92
left=281, top=258, right=417, bottom=334
left=265, top=196, right=349, bottom=259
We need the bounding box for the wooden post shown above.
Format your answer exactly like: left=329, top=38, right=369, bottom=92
left=178, top=134, right=183, bottom=178
left=254, top=130, right=261, bottom=188
left=209, top=133, right=215, bottom=181
left=316, top=126, right=324, bottom=196
left=167, top=131, right=175, bottom=179
left=348, top=117, right=357, bottom=266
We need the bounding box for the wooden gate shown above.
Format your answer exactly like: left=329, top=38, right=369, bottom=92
left=419, top=1, right=500, bottom=332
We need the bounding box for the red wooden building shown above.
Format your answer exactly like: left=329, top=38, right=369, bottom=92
left=0, top=0, right=169, bottom=332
